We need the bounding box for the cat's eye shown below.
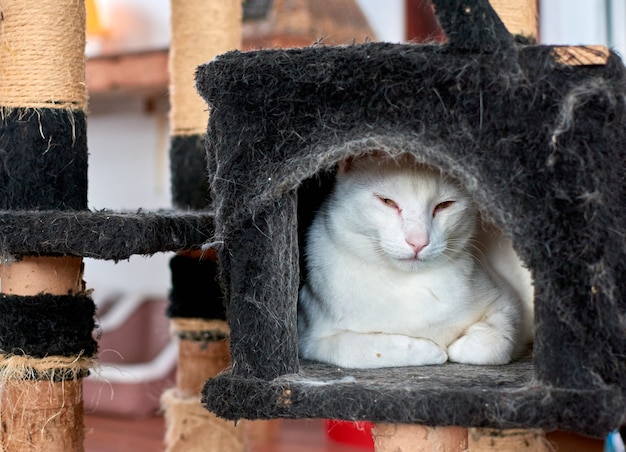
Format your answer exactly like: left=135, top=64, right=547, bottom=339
left=433, top=200, right=455, bottom=216
left=378, top=196, right=399, bottom=209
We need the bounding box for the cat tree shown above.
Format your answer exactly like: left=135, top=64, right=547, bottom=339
left=0, top=0, right=213, bottom=449
left=196, top=0, right=625, bottom=449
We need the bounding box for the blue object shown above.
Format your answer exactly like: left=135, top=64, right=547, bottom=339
left=605, top=430, right=625, bottom=452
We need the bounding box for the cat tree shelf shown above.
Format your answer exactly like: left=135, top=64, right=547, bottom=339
left=205, top=357, right=620, bottom=435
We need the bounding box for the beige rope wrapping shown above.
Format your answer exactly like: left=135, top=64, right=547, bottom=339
left=0, top=353, right=96, bottom=381
left=162, top=389, right=245, bottom=452
left=0, top=0, right=87, bottom=110
left=169, top=0, right=242, bottom=136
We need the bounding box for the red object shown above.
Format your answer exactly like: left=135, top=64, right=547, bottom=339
left=325, top=419, right=375, bottom=449
left=406, top=0, right=446, bottom=43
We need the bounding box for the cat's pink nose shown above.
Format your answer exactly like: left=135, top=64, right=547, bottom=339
left=406, top=237, right=429, bottom=255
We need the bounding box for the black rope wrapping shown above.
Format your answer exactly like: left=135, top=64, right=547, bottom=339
left=170, top=135, right=210, bottom=210
left=0, top=210, right=214, bottom=260
left=0, top=108, right=87, bottom=211
left=0, top=293, right=97, bottom=358
left=167, top=254, right=226, bottom=320
left=175, top=330, right=229, bottom=342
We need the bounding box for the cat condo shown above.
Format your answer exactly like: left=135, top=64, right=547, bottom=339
left=196, top=0, right=625, bottom=437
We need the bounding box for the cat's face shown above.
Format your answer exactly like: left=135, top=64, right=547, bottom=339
left=332, top=156, right=477, bottom=272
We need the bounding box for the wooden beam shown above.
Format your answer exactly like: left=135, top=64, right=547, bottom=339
left=553, top=45, right=610, bottom=66
left=86, top=50, right=169, bottom=96
left=489, top=0, right=539, bottom=40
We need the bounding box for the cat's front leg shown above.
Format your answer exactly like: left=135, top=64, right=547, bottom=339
left=447, top=320, right=517, bottom=365
left=301, top=331, right=448, bottom=368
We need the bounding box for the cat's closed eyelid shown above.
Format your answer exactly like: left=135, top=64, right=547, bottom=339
left=433, top=200, right=456, bottom=216
left=376, top=195, right=400, bottom=210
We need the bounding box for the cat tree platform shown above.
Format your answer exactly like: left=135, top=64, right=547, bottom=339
left=205, top=357, right=622, bottom=436
left=196, top=0, right=625, bottom=439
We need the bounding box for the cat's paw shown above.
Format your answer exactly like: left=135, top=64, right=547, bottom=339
left=374, top=335, right=448, bottom=367
left=448, top=323, right=514, bottom=365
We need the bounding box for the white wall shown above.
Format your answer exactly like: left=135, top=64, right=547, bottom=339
left=540, top=0, right=625, bottom=56
left=356, top=0, right=405, bottom=42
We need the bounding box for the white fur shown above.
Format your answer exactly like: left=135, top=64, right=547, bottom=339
left=298, top=155, right=533, bottom=368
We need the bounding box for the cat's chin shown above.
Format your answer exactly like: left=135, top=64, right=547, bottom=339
left=390, top=257, right=429, bottom=272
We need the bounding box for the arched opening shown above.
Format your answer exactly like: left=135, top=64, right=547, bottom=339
left=296, top=150, right=534, bottom=369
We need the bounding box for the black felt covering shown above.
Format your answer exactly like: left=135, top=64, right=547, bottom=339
left=0, top=210, right=213, bottom=260
left=170, top=135, right=210, bottom=210
left=0, top=108, right=87, bottom=210
left=196, top=0, right=626, bottom=437
left=167, top=254, right=226, bottom=320
left=205, top=359, right=623, bottom=437
left=0, top=293, right=97, bottom=358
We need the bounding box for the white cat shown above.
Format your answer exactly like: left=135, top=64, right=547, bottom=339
left=298, top=154, right=533, bottom=368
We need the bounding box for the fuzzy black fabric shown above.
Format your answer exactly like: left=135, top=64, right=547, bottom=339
left=0, top=108, right=87, bottom=210
left=0, top=293, right=97, bottom=358
left=197, top=0, right=626, bottom=437
left=170, top=135, right=210, bottom=210
left=167, top=254, right=226, bottom=320
left=204, top=358, right=623, bottom=437
left=0, top=210, right=213, bottom=260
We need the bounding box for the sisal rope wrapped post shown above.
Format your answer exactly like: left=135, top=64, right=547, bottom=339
left=372, top=424, right=469, bottom=452
left=372, top=425, right=554, bottom=451
left=0, top=256, right=96, bottom=451
left=164, top=1, right=246, bottom=451
left=169, top=0, right=242, bottom=209
left=467, top=428, right=551, bottom=451
left=0, top=1, right=96, bottom=450
left=162, top=317, right=245, bottom=451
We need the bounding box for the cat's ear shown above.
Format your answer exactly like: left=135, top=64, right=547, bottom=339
left=337, top=157, right=354, bottom=175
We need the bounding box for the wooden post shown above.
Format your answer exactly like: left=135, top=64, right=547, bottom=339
left=163, top=1, right=246, bottom=450
left=373, top=424, right=468, bottom=451
left=1, top=380, right=84, bottom=451
left=489, top=0, right=538, bottom=39
left=0, top=257, right=83, bottom=296
left=162, top=317, right=245, bottom=452
left=174, top=319, right=231, bottom=398
left=468, top=428, right=550, bottom=451
left=0, top=0, right=92, bottom=450
left=0, top=257, right=91, bottom=451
